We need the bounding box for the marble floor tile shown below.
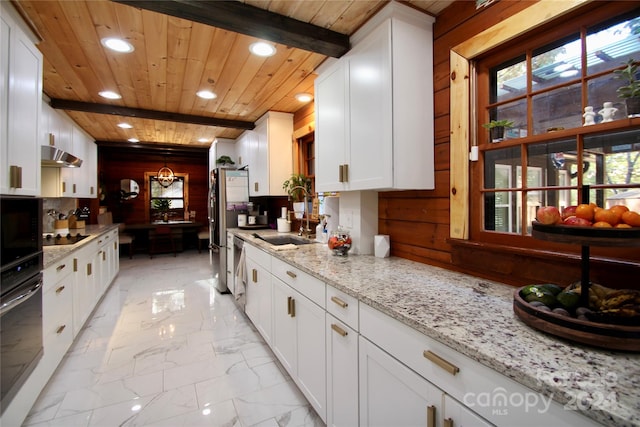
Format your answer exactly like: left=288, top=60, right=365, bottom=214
left=24, top=250, right=320, bottom=427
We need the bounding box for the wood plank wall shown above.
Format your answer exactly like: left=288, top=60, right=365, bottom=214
left=96, top=146, right=209, bottom=227
left=378, top=1, right=531, bottom=272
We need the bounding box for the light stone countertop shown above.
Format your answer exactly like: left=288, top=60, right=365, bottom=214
left=233, top=228, right=640, bottom=427
left=43, top=224, right=120, bottom=269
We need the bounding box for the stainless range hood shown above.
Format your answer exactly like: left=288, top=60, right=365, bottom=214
left=41, top=146, right=83, bottom=168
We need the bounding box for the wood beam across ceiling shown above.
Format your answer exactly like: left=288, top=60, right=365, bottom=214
left=49, top=99, right=255, bottom=130
left=111, top=0, right=351, bottom=58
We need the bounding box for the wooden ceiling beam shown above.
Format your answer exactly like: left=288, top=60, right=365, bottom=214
left=111, top=0, right=351, bottom=58
left=49, top=99, right=255, bottom=130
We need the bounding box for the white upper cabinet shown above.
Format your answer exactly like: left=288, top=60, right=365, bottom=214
left=41, top=104, right=97, bottom=198
left=0, top=2, right=42, bottom=196
left=249, top=111, right=293, bottom=197
left=315, top=1, right=435, bottom=192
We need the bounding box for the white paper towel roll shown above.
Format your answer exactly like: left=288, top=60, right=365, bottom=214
left=281, top=207, right=288, bottom=219
left=374, top=235, right=390, bottom=258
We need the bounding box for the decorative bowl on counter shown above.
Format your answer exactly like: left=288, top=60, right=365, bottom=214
left=328, top=227, right=352, bottom=256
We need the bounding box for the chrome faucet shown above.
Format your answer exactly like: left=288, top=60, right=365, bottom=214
left=288, top=185, right=313, bottom=238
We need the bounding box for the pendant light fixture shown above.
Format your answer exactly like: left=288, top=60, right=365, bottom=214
left=157, top=158, right=175, bottom=187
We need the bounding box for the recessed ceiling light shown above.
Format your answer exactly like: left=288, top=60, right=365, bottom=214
left=128, top=138, right=139, bottom=143
left=118, top=123, right=133, bottom=129
left=101, top=37, right=135, bottom=53
left=198, top=138, right=210, bottom=143
left=295, top=93, right=313, bottom=103
left=196, top=90, right=217, bottom=100
left=99, top=90, right=121, bottom=100
left=249, top=42, right=276, bottom=57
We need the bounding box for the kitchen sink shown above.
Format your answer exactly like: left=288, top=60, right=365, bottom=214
left=258, top=235, right=313, bottom=246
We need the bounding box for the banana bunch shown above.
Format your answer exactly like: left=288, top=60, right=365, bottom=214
left=568, top=282, right=640, bottom=319
left=598, top=289, right=640, bottom=318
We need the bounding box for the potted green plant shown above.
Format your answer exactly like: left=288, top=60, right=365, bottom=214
left=153, top=199, right=171, bottom=222
left=614, top=58, right=640, bottom=117
left=482, top=119, right=514, bottom=142
left=216, top=155, right=235, bottom=167
left=282, top=173, right=312, bottom=218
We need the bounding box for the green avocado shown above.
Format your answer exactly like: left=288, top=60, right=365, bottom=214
left=521, top=284, right=562, bottom=298
left=539, top=284, right=563, bottom=296
left=525, top=289, right=557, bottom=307
left=556, top=290, right=581, bottom=310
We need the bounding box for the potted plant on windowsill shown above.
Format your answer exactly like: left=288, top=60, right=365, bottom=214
left=153, top=199, right=171, bottom=222
left=614, top=58, right=640, bottom=118
left=482, top=119, right=514, bottom=142
left=282, top=173, right=312, bottom=219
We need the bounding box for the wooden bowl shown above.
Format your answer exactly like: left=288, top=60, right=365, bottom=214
left=513, top=287, right=640, bottom=352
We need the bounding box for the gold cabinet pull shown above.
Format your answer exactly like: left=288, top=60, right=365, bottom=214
left=331, top=323, right=348, bottom=337
left=287, top=296, right=292, bottom=315
left=254, top=182, right=259, bottom=192
left=87, top=263, right=92, bottom=276
left=49, top=133, right=55, bottom=146
left=73, top=258, right=78, bottom=272
left=423, top=350, right=459, bottom=376
left=443, top=418, right=453, bottom=427
left=330, top=295, right=348, bottom=308
left=56, top=325, right=66, bottom=334
left=9, top=165, right=22, bottom=188
left=73, top=183, right=77, bottom=194
left=338, top=164, right=344, bottom=183
left=62, top=181, right=66, bottom=192
left=427, top=405, right=436, bottom=427
left=286, top=270, right=297, bottom=279
left=90, top=186, right=94, bottom=195
left=102, top=251, right=106, bottom=261
left=56, top=263, right=66, bottom=272
left=55, top=285, right=65, bottom=294
left=343, top=164, right=349, bottom=182
left=252, top=268, right=258, bottom=283
left=290, top=298, right=295, bottom=317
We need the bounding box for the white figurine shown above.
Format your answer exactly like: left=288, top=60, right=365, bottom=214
left=583, top=106, right=595, bottom=126
left=599, top=102, right=617, bottom=122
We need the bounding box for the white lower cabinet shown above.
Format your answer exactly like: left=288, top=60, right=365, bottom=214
left=244, top=245, right=272, bottom=344
left=359, top=336, right=445, bottom=427
left=272, top=276, right=327, bottom=421
left=240, top=243, right=603, bottom=427
left=1, top=229, right=119, bottom=427
left=72, top=240, right=97, bottom=334
left=326, top=315, right=359, bottom=427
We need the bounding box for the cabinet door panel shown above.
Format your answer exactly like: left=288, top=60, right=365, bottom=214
left=348, top=21, right=393, bottom=190
left=271, top=276, right=296, bottom=374
left=315, top=61, right=348, bottom=192
left=359, top=336, right=441, bottom=427
left=5, top=20, right=41, bottom=196
left=326, top=316, right=359, bottom=427
left=295, top=291, right=326, bottom=420
left=443, top=394, right=493, bottom=427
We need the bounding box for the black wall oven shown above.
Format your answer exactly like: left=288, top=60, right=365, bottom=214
left=0, top=196, right=43, bottom=413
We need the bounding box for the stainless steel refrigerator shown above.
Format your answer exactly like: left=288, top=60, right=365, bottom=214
left=208, top=168, right=249, bottom=293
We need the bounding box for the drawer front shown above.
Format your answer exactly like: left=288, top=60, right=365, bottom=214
left=245, top=243, right=271, bottom=270
left=43, top=257, right=73, bottom=288
left=42, top=276, right=74, bottom=355
left=326, top=285, right=359, bottom=330
left=359, top=303, right=599, bottom=427
left=271, top=256, right=325, bottom=308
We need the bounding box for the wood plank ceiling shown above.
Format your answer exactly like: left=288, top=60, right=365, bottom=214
left=15, top=0, right=453, bottom=148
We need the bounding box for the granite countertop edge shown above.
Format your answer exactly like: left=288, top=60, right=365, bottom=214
left=43, top=224, right=120, bottom=269
left=233, top=229, right=640, bottom=427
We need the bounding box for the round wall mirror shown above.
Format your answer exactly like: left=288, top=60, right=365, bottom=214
left=120, top=179, right=139, bottom=201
